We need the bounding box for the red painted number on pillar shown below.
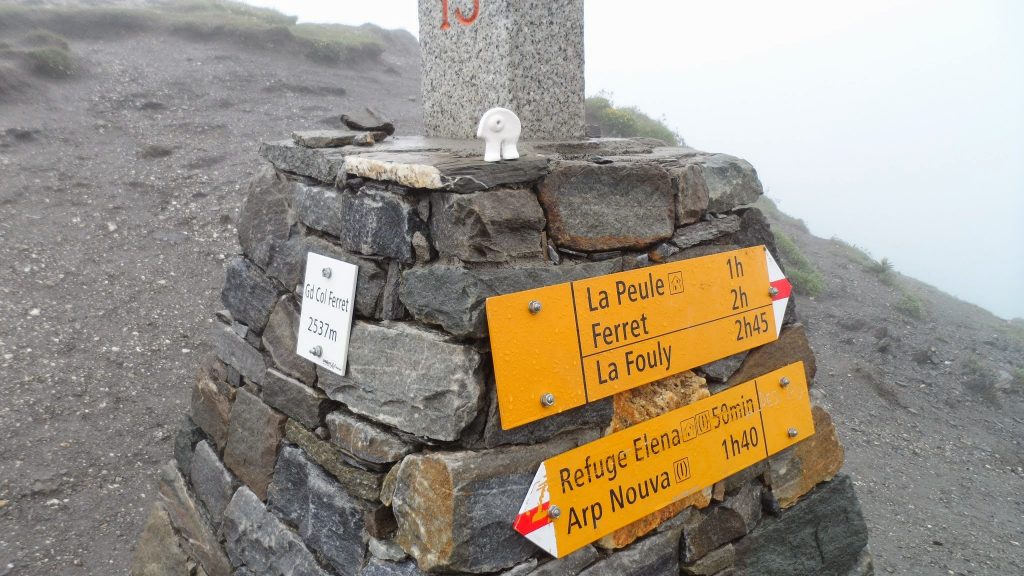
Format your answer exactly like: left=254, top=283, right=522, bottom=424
left=440, top=0, right=479, bottom=30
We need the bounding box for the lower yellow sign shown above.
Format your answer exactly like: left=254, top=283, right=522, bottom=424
left=512, top=362, right=814, bottom=558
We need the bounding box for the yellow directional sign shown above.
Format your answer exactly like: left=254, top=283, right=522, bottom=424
left=486, top=246, right=792, bottom=429
left=512, top=362, right=814, bottom=558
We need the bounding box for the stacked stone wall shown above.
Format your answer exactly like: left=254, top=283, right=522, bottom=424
left=132, top=133, right=872, bottom=576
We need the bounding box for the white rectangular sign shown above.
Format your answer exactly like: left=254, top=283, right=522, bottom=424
left=296, top=252, right=358, bottom=377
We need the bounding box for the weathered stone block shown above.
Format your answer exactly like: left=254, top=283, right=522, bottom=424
left=304, top=470, right=371, bottom=575
left=680, top=543, right=735, bottom=576
left=262, top=368, right=330, bottom=430
left=259, top=139, right=345, bottom=184
left=400, top=259, right=621, bottom=338
left=326, top=411, right=421, bottom=467
left=539, top=162, right=675, bottom=251
left=222, top=486, right=330, bottom=576
left=670, top=164, right=710, bottom=225
left=680, top=482, right=763, bottom=563
left=294, top=181, right=427, bottom=264
left=725, top=324, right=816, bottom=388
left=430, top=189, right=546, bottom=262
left=317, top=321, right=484, bottom=441
left=237, top=164, right=293, bottom=270
left=525, top=545, right=599, bottom=576
left=577, top=528, right=681, bottom=576
left=669, top=215, right=742, bottom=250
left=293, top=129, right=386, bottom=148
left=729, top=475, right=870, bottom=575
left=209, top=322, right=266, bottom=386
left=699, top=154, right=763, bottom=212
left=767, top=404, right=845, bottom=508
left=190, top=440, right=238, bottom=528
left=223, top=389, right=287, bottom=500
left=392, top=432, right=597, bottom=573
left=262, top=296, right=317, bottom=384
left=345, top=151, right=551, bottom=193
left=190, top=360, right=235, bottom=450
left=284, top=422, right=386, bottom=501
left=220, top=256, right=281, bottom=334
left=131, top=503, right=190, bottom=576
left=157, top=463, right=232, bottom=576
left=699, top=351, right=748, bottom=384
left=361, top=558, right=426, bottom=576
left=266, top=443, right=372, bottom=575
left=173, top=415, right=204, bottom=478
left=419, top=0, right=584, bottom=139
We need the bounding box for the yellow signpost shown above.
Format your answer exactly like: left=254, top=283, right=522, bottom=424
left=512, top=362, right=814, bottom=558
left=487, top=245, right=792, bottom=429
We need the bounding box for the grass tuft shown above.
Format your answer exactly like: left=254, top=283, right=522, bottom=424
left=895, top=288, right=925, bottom=320
left=585, top=93, right=680, bottom=145
left=22, top=46, right=75, bottom=77
left=773, top=230, right=826, bottom=297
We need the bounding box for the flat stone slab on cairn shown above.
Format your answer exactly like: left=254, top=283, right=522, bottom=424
left=132, top=131, right=872, bottom=576
left=418, top=0, right=585, bottom=140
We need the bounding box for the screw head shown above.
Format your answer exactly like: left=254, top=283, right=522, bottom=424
left=322, top=267, right=332, bottom=279
left=540, top=393, right=556, bottom=407
left=528, top=300, right=542, bottom=314
left=769, top=286, right=780, bottom=297
left=787, top=427, right=799, bottom=438
left=310, top=345, right=323, bottom=357
left=780, top=376, right=791, bottom=387
left=548, top=505, right=561, bottom=520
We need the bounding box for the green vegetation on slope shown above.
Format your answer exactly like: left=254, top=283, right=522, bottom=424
left=0, top=1, right=383, bottom=64
left=773, top=230, right=826, bottom=297
left=585, top=94, right=681, bottom=145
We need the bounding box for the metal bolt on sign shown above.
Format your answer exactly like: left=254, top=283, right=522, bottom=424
left=322, top=267, right=332, bottom=279
left=780, top=376, right=791, bottom=387
left=528, top=300, right=542, bottom=314
left=310, top=345, right=323, bottom=357
left=540, top=393, right=556, bottom=407
left=787, top=427, right=799, bottom=438
left=548, top=505, right=561, bottom=520
left=768, top=286, right=779, bottom=297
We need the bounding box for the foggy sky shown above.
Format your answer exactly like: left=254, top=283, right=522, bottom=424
left=245, top=1, right=1024, bottom=319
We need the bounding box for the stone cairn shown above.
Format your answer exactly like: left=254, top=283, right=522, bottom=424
left=132, top=2, right=873, bottom=575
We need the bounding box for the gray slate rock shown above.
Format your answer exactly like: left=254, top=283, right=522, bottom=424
left=368, top=537, right=406, bottom=562
left=222, top=389, right=287, bottom=501
left=670, top=164, right=710, bottom=225
left=577, top=528, right=681, bottom=576
left=284, top=423, right=385, bottom=502
left=157, top=463, right=232, bottom=576
left=317, top=321, right=484, bottom=441
left=266, top=444, right=371, bottom=576
left=430, top=189, right=546, bottom=263
left=526, top=545, right=599, bottom=576
left=326, top=411, right=421, bottom=467
left=222, top=486, right=330, bottom=576
left=538, top=161, right=675, bottom=251
left=173, top=415, right=204, bottom=479
left=729, top=475, right=870, bottom=575
left=391, top=432, right=598, bottom=573
left=209, top=322, right=266, bottom=386
left=262, top=368, right=330, bottom=430
left=699, top=154, right=763, bottom=212
left=681, top=482, right=763, bottom=562
left=220, top=256, right=281, bottom=334
left=400, top=259, right=621, bottom=338
left=259, top=139, right=345, bottom=184
left=360, top=558, right=427, bottom=576
left=292, top=182, right=345, bottom=237
left=262, top=296, right=317, bottom=385
left=190, top=440, right=238, bottom=528
left=293, top=129, right=387, bottom=148
left=669, top=215, right=743, bottom=250
left=237, top=165, right=293, bottom=270
left=190, top=358, right=235, bottom=450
